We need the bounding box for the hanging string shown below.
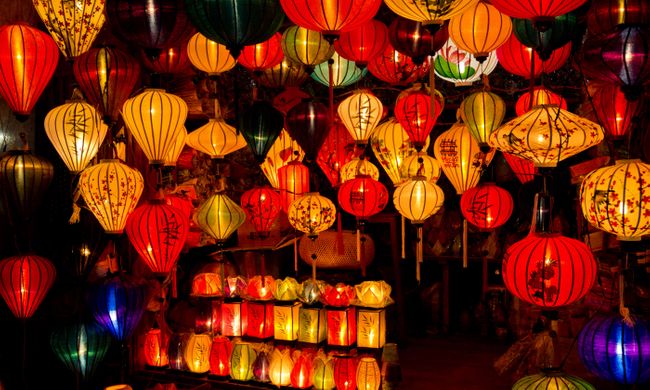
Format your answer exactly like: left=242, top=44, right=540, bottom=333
left=619, top=252, right=634, bottom=326
left=294, top=238, right=299, bottom=274
left=22, top=320, right=27, bottom=390
left=528, top=49, right=536, bottom=111
left=462, top=219, right=468, bottom=268
left=311, top=253, right=317, bottom=282
left=401, top=215, right=406, bottom=259
left=416, top=226, right=423, bottom=283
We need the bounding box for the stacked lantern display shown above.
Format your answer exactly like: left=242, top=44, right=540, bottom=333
left=324, top=284, right=357, bottom=347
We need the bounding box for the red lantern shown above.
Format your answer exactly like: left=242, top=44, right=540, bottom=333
left=334, top=20, right=389, bottom=67
left=587, top=0, right=650, bottom=36
left=317, top=121, right=360, bottom=187
left=502, top=233, right=597, bottom=308
left=590, top=83, right=641, bottom=139
left=246, top=301, right=274, bottom=339
left=240, top=187, right=282, bottom=238
left=246, top=275, right=275, bottom=301
left=338, top=175, right=388, bottom=221
left=125, top=200, right=190, bottom=275
left=389, top=17, right=449, bottom=65
left=238, top=33, right=284, bottom=73
left=144, top=327, right=169, bottom=367
left=0, top=255, right=56, bottom=319
left=368, top=43, right=430, bottom=85
left=460, top=183, right=513, bottom=230
left=515, top=87, right=567, bottom=116
left=333, top=355, right=358, bottom=390
left=140, top=44, right=191, bottom=74
left=290, top=353, right=314, bottom=388
left=164, top=193, right=194, bottom=220
left=285, top=99, right=331, bottom=162
left=0, top=24, right=59, bottom=119
left=497, top=34, right=571, bottom=78
left=273, top=87, right=311, bottom=115
left=394, top=88, right=444, bottom=151
left=209, top=336, right=233, bottom=376
left=322, top=283, right=356, bottom=307
left=503, top=152, right=537, bottom=184
left=490, top=0, right=587, bottom=28
left=278, top=161, right=310, bottom=213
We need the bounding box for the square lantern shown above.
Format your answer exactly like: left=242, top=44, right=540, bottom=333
left=298, top=306, right=327, bottom=344
left=195, top=300, right=221, bottom=335
left=221, top=300, right=248, bottom=337
left=357, top=308, right=386, bottom=349
left=326, top=307, right=356, bottom=347
left=274, top=301, right=301, bottom=341
left=246, top=301, right=274, bottom=339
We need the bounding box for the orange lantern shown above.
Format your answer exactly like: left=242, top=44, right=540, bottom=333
left=186, top=32, right=236, bottom=75
left=278, top=161, right=310, bottom=213
left=503, top=152, right=537, bottom=184
left=238, top=32, right=284, bottom=73
left=291, top=352, right=314, bottom=389
left=144, top=328, right=169, bottom=367
left=185, top=101, right=247, bottom=159
left=246, top=275, right=276, bottom=301
left=246, top=301, right=274, bottom=339
left=318, top=121, right=360, bottom=187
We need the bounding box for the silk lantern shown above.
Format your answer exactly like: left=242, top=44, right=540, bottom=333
left=460, top=91, right=506, bottom=151
left=0, top=24, right=59, bottom=119
left=340, top=158, right=380, bottom=183
left=73, top=46, right=141, bottom=124
left=334, top=20, right=389, bottom=67
left=164, top=127, right=187, bottom=167
left=580, top=159, right=650, bottom=241
left=371, top=118, right=422, bottom=186
left=184, top=333, right=212, bottom=373
left=230, top=342, right=257, bottom=381
left=503, top=152, right=537, bottom=184
left=401, top=153, right=441, bottom=183
left=312, top=52, right=367, bottom=88
left=448, top=2, right=512, bottom=62
left=394, top=88, right=444, bottom=151
left=291, top=353, right=314, bottom=389
left=140, top=45, right=191, bottom=75
left=357, top=308, right=386, bottom=349
left=388, top=17, right=449, bottom=65
left=261, top=129, right=305, bottom=188
left=78, top=159, right=144, bottom=234
left=338, top=90, right=383, bottom=146
left=356, top=357, right=381, bottom=390
left=144, top=327, right=169, bottom=367
left=590, top=84, right=641, bottom=140
left=269, top=348, right=294, bottom=386
left=489, top=105, right=604, bottom=168
left=92, top=275, right=147, bottom=341
left=327, top=306, right=356, bottom=346
left=194, top=299, right=220, bottom=333
left=287, top=193, right=336, bottom=239
left=285, top=99, right=330, bottom=161
left=168, top=333, right=189, bottom=370
left=496, top=34, right=571, bottom=79
left=240, top=187, right=282, bottom=239
left=384, top=0, right=479, bottom=24
left=313, top=354, right=336, bottom=390
left=512, top=370, right=595, bottom=390
left=186, top=32, right=236, bottom=75
left=246, top=275, right=276, bottom=301
left=247, top=301, right=274, bottom=339
left=50, top=323, right=111, bottom=379
left=186, top=102, right=247, bottom=159
left=195, top=193, right=246, bottom=245
left=333, top=355, right=358, bottom=390
left=587, top=0, right=650, bottom=36
left=515, top=87, right=566, bottom=116
left=318, top=121, right=359, bottom=187
left=368, top=43, right=430, bottom=85
left=257, top=58, right=309, bottom=88
left=490, top=0, right=587, bottom=28
left=221, top=300, right=248, bottom=337
left=513, top=12, right=579, bottom=60
left=278, top=161, right=310, bottom=213
left=0, top=255, right=56, bottom=319
left=281, top=26, right=334, bottom=70
left=460, top=183, right=513, bottom=230
left=240, top=101, right=285, bottom=163
left=238, top=33, right=284, bottom=73
left=298, top=305, right=327, bottom=343
left=209, top=336, right=232, bottom=376
left=434, top=38, right=498, bottom=86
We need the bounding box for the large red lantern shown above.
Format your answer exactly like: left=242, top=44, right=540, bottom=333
left=515, top=87, right=567, bottom=116
left=503, top=152, right=537, bottom=184
left=0, top=255, right=56, bottom=319
left=590, top=83, right=641, bottom=139
left=587, top=0, right=650, bottom=36
left=394, top=87, right=444, bottom=151
left=125, top=200, right=189, bottom=275
left=460, top=183, right=513, bottom=230
left=278, top=161, right=310, bottom=213
left=317, top=121, right=360, bottom=187
left=238, top=33, right=284, bottom=73
left=0, top=24, right=59, bottom=119
left=285, top=99, right=331, bottom=162
left=388, top=17, right=449, bottom=65
left=490, top=0, right=588, bottom=29
left=368, top=43, right=430, bottom=85
left=240, top=187, right=282, bottom=239
left=497, top=34, right=571, bottom=78
left=334, top=20, right=389, bottom=67
left=140, top=44, right=191, bottom=75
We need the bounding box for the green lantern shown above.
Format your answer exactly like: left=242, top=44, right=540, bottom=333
left=230, top=342, right=257, bottom=381
left=239, top=101, right=285, bottom=163
left=460, top=91, right=506, bottom=151
left=50, top=323, right=111, bottom=379
left=312, top=353, right=336, bottom=390
left=282, top=26, right=334, bottom=70
left=512, top=12, right=579, bottom=60
left=311, top=52, right=367, bottom=88
left=512, top=370, right=595, bottom=390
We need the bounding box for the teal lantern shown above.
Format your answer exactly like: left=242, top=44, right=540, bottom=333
left=50, top=323, right=111, bottom=379
left=512, top=12, right=580, bottom=60
left=240, top=101, right=285, bottom=163
left=311, top=52, right=367, bottom=88
left=184, top=0, right=285, bottom=57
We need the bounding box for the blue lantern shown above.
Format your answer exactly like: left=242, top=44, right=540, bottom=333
left=91, top=275, right=147, bottom=341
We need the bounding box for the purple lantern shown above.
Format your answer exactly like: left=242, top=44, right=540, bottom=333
left=91, top=275, right=147, bottom=341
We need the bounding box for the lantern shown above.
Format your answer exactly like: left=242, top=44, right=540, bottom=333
left=73, top=46, right=141, bottom=124
left=78, top=159, right=144, bottom=234
left=185, top=101, right=247, bottom=159
left=221, top=300, right=248, bottom=337
left=209, top=336, right=232, bottom=376
left=240, top=187, right=281, bottom=239
left=164, top=127, right=188, bottom=167
left=313, top=354, right=336, bottom=390
left=460, top=91, right=506, bottom=151
left=341, top=158, right=380, bottom=183
left=122, top=88, right=188, bottom=166
left=0, top=255, right=56, bottom=319
left=490, top=0, right=587, bottom=27
left=224, top=275, right=248, bottom=298
left=368, top=43, right=430, bottom=85
left=288, top=192, right=337, bottom=239
left=50, top=323, right=111, bottom=379
left=246, top=301, right=274, bottom=339
left=291, top=353, right=314, bottom=389
left=512, top=370, right=596, bottom=389
left=515, top=87, right=567, bottom=116
left=298, top=306, right=327, bottom=343
left=281, top=26, right=334, bottom=69
left=274, top=277, right=300, bottom=301
left=580, top=159, right=650, bottom=241
left=91, top=276, right=147, bottom=341
left=394, top=87, right=444, bottom=151
left=186, top=32, right=236, bottom=75
left=298, top=279, right=326, bottom=305
left=261, top=129, right=305, bottom=189
left=185, top=0, right=284, bottom=58
left=168, top=333, right=189, bottom=370
left=253, top=351, right=271, bottom=382
left=502, top=232, right=597, bottom=308
left=285, top=99, right=331, bottom=161
left=448, top=2, right=512, bottom=62
left=370, top=118, right=419, bottom=186
left=140, top=45, right=191, bottom=75
left=279, top=0, right=382, bottom=39
left=587, top=0, right=649, bottom=36
left=496, top=34, right=572, bottom=79
left=240, top=101, right=285, bottom=163
left=269, top=348, right=294, bottom=387
left=164, top=192, right=193, bottom=219
left=489, top=105, right=604, bottom=168
left=144, top=328, right=169, bottom=367
left=191, top=272, right=222, bottom=297
left=184, top=333, right=212, bottom=373
left=388, top=17, right=449, bottom=65
left=246, top=275, right=275, bottom=301
left=512, top=12, right=579, bottom=60
left=590, top=84, right=641, bottom=140
left=357, top=308, right=387, bottom=349
left=338, top=176, right=389, bottom=222
left=356, top=357, right=381, bottom=390
left=333, top=355, right=358, bottom=390
left=278, top=161, right=310, bottom=212
left=323, top=283, right=356, bottom=307
left=312, top=52, right=367, bottom=88
left=460, top=183, right=513, bottom=230
left=400, top=153, right=441, bottom=183
left=44, top=93, right=109, bottom=173
left=355, top=281, right=393, bottom=308
left=578, top=314, right=650, bottom=385
left=0, top=24, right=59, bottom=118
left=318, top=121, right=359, bottom=187
left=338, top=90, right=383, bottom=146
left=434, top=38, right=498, bottom=86
left=334, top=20, right=389, bottom=67
left=503, top=152, right=537, bottom=184
left=238, top=33, right=284, bottom=73
left=274, top=302, right=301, bottom=341
left=327, top=307, right=357, bottom=346
left=230, top=342, right=257, bottom=381
left=257, top=58, right=309, bottom=88
left=384, top=0, right=479, bottom=24
left=195, top=192, right=246, bottom=245
left=195, top=300, right=221, bottom=334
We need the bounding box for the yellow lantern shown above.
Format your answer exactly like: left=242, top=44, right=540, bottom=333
left=489, top=105, right=604, bottom=168
left=287, top=192, right=337, bottom=239
left=104, top=386, right=132, bottom=390
left=274, top=277, right=300, bottom=301
left=164, top=127, right=187, bottom=167
left=433, top=122, right=495, bottom=195
left=400, top=152, right=441, bottom=183
left=448, top=2, right=512, bottom=61
left=298, top=306, right=327, bottom=344
left=384, top=0, right=479, bottom=24
left=269, top=349, right=294, bottom=387
left=337, top=90, right=383, bottom=146
left=370, top=118, right=421, bottom=186
left=356, top=357, right=381, bottom=390
left=184, top=333, right=212, bottom=374
left=460, top=91, right=506, bottom=151
left=260, top=129, right=305, bottom=188
left=194, top=193, right=246, bottom=244
left=355, top=281, right=394, bottom=308
left=340, top=158, right=380, bottom=183
left=186, top=32, right=236, bottom=76
left=44, top=91, right=108, bottom=173
left=274, top=301, right=301, bottom=341
left=122, top=88, right=188, bottom=166
left=580, top=159, right=650, bottom=241
left=282, top=26, right=334, bottom=69
left=185, top=101, right=247, bottom=159
left=313, top=353, right=336, bottom=390
left=34, top=0, right=105, bottom=58
left=230, top=342, right=257, bottom=381
left=78, top=159, right=144, bottom=234
left=357, top=308, right=386, bottom=349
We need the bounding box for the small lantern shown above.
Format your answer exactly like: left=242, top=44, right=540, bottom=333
left=357, top=308, right=386, bottom=349
left=240, top=187, right=282, bottom=239
left=323, top=284, right=356, bottom=307
left=274, top=277, right=300, bottom=301
left=246, top=275, right=275, bottom=301
left=341, top=158, right=381, bottom=183
left=460, top=183, right=514, bottom=230
left=230, top=342, right=257, bottom=381
left=144, top=328, right=169, bottom=367
left=253, top=351, right=271, bottom=382
left=184, top=333, right=212, bottom=374
left=394, top=87, right=444, bottom=152
left=496, top=34, right=571, bottom=79
left=191, top=273, right=223, bottom=298
left=287, top=193, right=337, bottom=239
left=246, top=301, right=274, bottom=339
left=460, top=91, right=506, bottom=151
left=221, top=300, right=248, bottom=337
left=274, top=301, right=301, bottom=341
left=370, top=118, right=423, bottom=186
left=503, top=152, right=537, bottom=184
left=238, top=33, right=284, bottom=72
left=368, top=43, right=430, bottom=86
left=337, top=90, right=383, bottom=146
left=0, top=255, right=56, bottom=319
left=185, top=101, right=247, bottom=159
left=240, top=101, right=285, bottom=164
left=224, top=276, right=248, bottom=298
left=384, top=0, right=477, bottom=23
left=298, top=306, right=327, bottom=344
left=334, top=20, right=389, bottom=67
left=281, top=26, right=334, bottom=68
left=91, top=276, right=147, bottom=341
left=355, top=281, right=393, bottom=308
left=260, top=129, right=305, bottom=189
left=269, top=348, right=294, bottom=387
left=168, top=333, right=189, bottom=370
left=195, top=193, right=247, bottom=245
left=291, top=352, right=314, bottom=388
left=327, top=307, right=357, bottom=347
left=209, top=336, right=232, bottom=376
left=257, top=58, right=309, bottom=89
left=333, top=355, right=359, bottom=390
left=356, top=357, right=381, bottom=390
left=313, top=353, right=336, bottom=390
left=141, top=45, right=191, bottom=75
left=297, top=279, right=326, bottom=306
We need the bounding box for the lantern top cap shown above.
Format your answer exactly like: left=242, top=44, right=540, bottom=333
left=539, top=367, right=565, bottom=377
left=530, top=103, right=562, bottom=111
left=99, top=158, right=120, bottom=163
left=614, top=159, right=642, bottom=164
left=143, top=88, right=167, bottom=93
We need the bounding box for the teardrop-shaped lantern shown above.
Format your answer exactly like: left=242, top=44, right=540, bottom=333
left=515, top=87, right=566, bottom=116
left=187, top=32, right=237, bottom=75
left=186, top=101, right=247, bottom=159
left=433, top=38, right=498, bottom=86
left=590, top=83, right=641, bottom=140
left=317, top=121, right=360, bottom=187
left=384, top=0, right=479, bottom=24
left=260, top=129, right=305, bottom=188
left=238, top=33, right=284, bottom=73
left=496, top=34, right=571, bottom=79
left=460, top=182, right=513, bottom=229
left=195, top=192, right=247, bottom=244
left=394, top=87, right=444, bottom=151
left=92, top=275, right=147, bottom=341
left=368, top=43, right=430, bottom=85
left=164, top=127, right=188, bottom=167
left=281, top=26, right=334, bottom=69
left=334, top=20, right=389, bottom=67
left=285, top=99, right=330, bottom=161
left=240, top=187, right=282, bottom=238
left=460, top=91, right=506, bottom=151
left=287, top=192, right=337, bottom=239
left=240, top=101, right=285, bottom=163
left=257, top=59, right=309, bottom=88
left=312, top=52, right=367, bottom=88
left=448, top=2, right=512, bottom=62
left=78, top=159, right=145, bottom=234
left=0, top=255, right=56, bottom=319
left=278, top=161, right=310, bottom=212
left=337, top=90, right=383, bottom=146
left=388, top=17, right=449, bottom=65
left=370, top=117, right=420, bottom=186
left=50, top=323, right=111, bottom=379
left=513, top=12, right=579, bottom=60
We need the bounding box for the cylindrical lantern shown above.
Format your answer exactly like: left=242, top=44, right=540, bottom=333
left=50, top=323, right=111, bottom=379
left=388, top=17, right=449, bottom=65
left=194, top=192, right=246, bottom=245
left=285, top=99, right=331, bottom=161
left=515, top=87, right=566, bottom=116
left=433, top=38, right=498, bottom=86
left=184, top=333, right=212, bottom=373
left=291, top=353, right=314, bottom=389
left=144, top=328, right=169, bottom=367
left=278, top=161, right=310, bottom=213
left=460, top=183, right=513, bottom=230
left=261, top=129, right=305, bottom=189
left=384, top=0, right=479, bottom=24
left=0, top=255, right=56, bottom=319
left=356, top=357, right=381, bottom=390
left=368, top=43, right=430, bottom=85
left=221, top=301, right=248, bottom=337
left=209, top=336, right=232, bottom=376
left=269, top=348, right=294, bottom=387
left=313, top=354, right=336, bottom=390
left=460, top=91, right=506, bottom=150
left=496, top=34, right=571, bottom=79
left=512, top=370, right=595, bottom=389
left=317, top=121, right=360, bottom=187
left=282, top=26, right=334, bottom=69
left=186, top=32, right=236, bottom=75
left=311, top=52, right=367, bottom=88
left=287, top=193, right=337, bottom=238
left=240, top=187, right=282, bottom=238
left=238, top=33, right=284, bottom=72
left=334, top=20, right=389, bottom=67
left=370, top=118, right=420, bottom=186
left=448, top=2, right=512, bottom=61
left=333, top=355, right=358, bottom=390
left=91, top=276, right=147, bottom=341
left=394, top=88, right=444, bottom=151
left=590, top=83, right=642, bottom=140
left=337, top=90, right=383, bottom=146
left=240, top=101, right=285, bottom=163
left=230, top=342, right=257, bottom=381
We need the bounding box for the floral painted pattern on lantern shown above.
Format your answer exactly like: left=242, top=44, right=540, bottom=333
left=287, top=193, right=336, bottom=237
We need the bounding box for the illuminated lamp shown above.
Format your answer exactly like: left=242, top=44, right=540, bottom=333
left=356, top=357, right=381, bottom=390
left=587, top=0, right=649, bottom=36
left=394, top=87, right=444, bottom=151
left=269, top=348, right=294, bottom=387
left=388, top=17, right=449, bottom=65
left=237, top=33, right=284, bottom=73
left=230, top=342, right=257, bottom=381
left=240, top=187, right=282, bottom=239
left=184, top=333, right=212, bottom=373
left=140, top=45, right=191, bottom=75
left=490, top=0, right=587, bottom=29
left=260, top=129, right=305, bottom=189
left=590, top=84, right=641, bottom=140
left=433, top=38, right=498, bottom=86
left=313, top=353, right=336, bottom=390
left=333, top=355, right=358, bottom=390
left=239, top=101, right=285, bottom=163
left=287, top=193, right=337, bottom=239
left=281, top=26, right=334, bottom=69
left=384, top=0, right=479, bottom=24
left=370, top=118, right=421, bottom=186
left=168, top=333, right=189, bottom=370
left=400, top=153, right=441, bottom=183
left=334, top=20, right=389, bottom=67
left=209, top=336, right=232, bottom=376
left=503, top=152, right=537, bottom=184
left=274, top=301, right=301, bottom=341
left=311, top=52, right=367, bottom=88
left=512, top=369, right=595, bottom=389
left=187, top=32, right=236, bottom=75
left=460, top=183, right=513, bottom=230
left=50, top=323, right=111, bottom=379
left=460, top=91, right=506, bottom=151
left=368, top=43, right=429, bottom=85
left=340, top=158, right=380, bottom=183
left=317, top=121, right=360, bottom=187
left=253, top=351, right=271, bottom=382
left=515, top=87, right=567, bottom=116
left=291, top=352, right=314, bottom=389
left=0, top=255, right=56, bottom=319
left=496, top=34, right=571, bottom=79
left=220, top=300, right=248, bottom=337
left=257, top=58, right=309, bottom=88
left=144, top=327, right=169, bottom=367
left=194, top=192, right=246, bottom=245
left=185, top=101, right=247, bottom=159
left=91, top=275, right=147, bottom=341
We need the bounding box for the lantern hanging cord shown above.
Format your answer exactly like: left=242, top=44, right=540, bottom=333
left=21, top=319, right=27, bottom=390
left=619, top=252, right=634, bottom=326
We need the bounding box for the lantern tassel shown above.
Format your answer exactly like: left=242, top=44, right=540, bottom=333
left=69, top=185, right=81, bottom=224
left=336, top=211, right=344, bottom=255
left=463, top=219, right=468, bottom=268
left=401, top=215, right=406, bottom=259
left=416, top=226, right=423, bottom=283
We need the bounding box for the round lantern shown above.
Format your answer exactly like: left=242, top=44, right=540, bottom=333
left=401, top=152, right=441, bottom=183
left=185, top=0, right=284, bottom=58
left=338, top=175, right=389, bottom=222
left=356, top=357, right=381, bottom=390
left=125, top=200, right=189, bottom=275
left=240, top=101, right=285, bottom=163
left=434, top=38, right=498, bottom=86
left=44, top=93, right=109, bottom=173
left=282, top=26, right=334, bottom=69
left=503, top=152, right=537, bottom=184
left=230, top=342, right=257, bottom=381
left=448, top=2, right=512, bottom=62
left=78, top=159, right=145, bottom=234
left=269, top=349, right=294, bottom=386
left=287, top=192, right=337, bottom=238
left=368, top=43, right=430, bottom=85
left=512, top=370, right=595, bottom=390
left=587, top=0, right=650, bottom=36
left=210, top=336, right=232, bottom=376
left=185, top=102, right=247, bottom=159
left=334, top=20, right=389, bottom=67
left=490, top=0, right=587, bottom=27
left=195, top=193, right=246, bottom=245
left=370, top=118, right=420, bottom=186
left=578, top=314, right=650, bottom=385
left=393, top=177, right=445, bottom=225
left=91, top=275, right=147, bottom=341
left=317, top=121, right=360, bottom=187
left=502, top=233, right=597, bottom=308
left=253, top=351, right=271, bottom=382
left=238, top=33, right=284, bottom=73
left=50, top=323, right=111, bottom=379
left=34, top=0, right=105, bottom=59
left=384, top=0, right=479, bottom=24
left=164, top=127, right=188, bottom=167
left=489, top=105, right=604, bottom=168
left=279, top=0, right=381, bottom=40
left=0, top=24, right=59, bottom=118
left=291, top=353, right=314, bottom=389
left=580, top=159, right=650, bottom=241
left=433, top=122, right=495, bottom=195
left=460, top=91, right=506, bottom=151
left=73, top=46, right=141, bottom=124
left=0, top=255, right=56, bottom=319
left=278, top=161, right=310, bottom=212
left=333, top=355, right=358, bottom=390
left=460, top=183, right=513, bottom=230
left=285, top=99, right=330, bottom=161
left=513, top=12, right=579, bottom=60
left=140, top=45, right=191, bottom=75
left=388, top=17, right=449, bottom=65
left=257, top=59, right=309, bottom=88
left=337, top=90, right=383, bottom=146
left=187, top=32, right=236, bottom=75
left=144, top=327, right=169, bottom=367
left=313, top=354, right=336, bottom=390
left=515, top=87, right=567, bottom=116
left=590, top=84, right=641, bottom=140
left=496, top=34, right=572, bottom=79
left=260, top=129, right=305, bottom=189
left=184, top=333, right=212, bottom=373
left=340, top=158, right=380, bottom=183
left=240, top=187, right=282, bottom=238
left=312, top=52, right=367, bottom=88
left=394, top=87, right=444, bottom=151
